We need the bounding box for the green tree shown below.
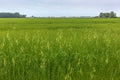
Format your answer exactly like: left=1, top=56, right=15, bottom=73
left=110, top=11, right=116, bottom=18
left=99, top=11, right=117, bottom=18
left=0, top=12, right=26, bottom=18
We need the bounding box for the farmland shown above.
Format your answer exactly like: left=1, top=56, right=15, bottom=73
left=0, top=18, right=120, bottom=80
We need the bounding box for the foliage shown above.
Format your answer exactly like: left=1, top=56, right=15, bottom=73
left=99, top=11, right=117, bottom=18
left=0, top=12, right=26, bottom=18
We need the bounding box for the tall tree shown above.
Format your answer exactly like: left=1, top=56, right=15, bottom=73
left=110, top=11, right=116, bottom=18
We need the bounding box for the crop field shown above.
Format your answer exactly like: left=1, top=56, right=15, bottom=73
left=0, top=18, right=120, bottom=80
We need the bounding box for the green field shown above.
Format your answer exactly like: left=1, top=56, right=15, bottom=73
left=0, top=18, right=120, bottom=80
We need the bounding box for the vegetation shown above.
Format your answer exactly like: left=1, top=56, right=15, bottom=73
left=0, top=18, right=120, bottom=80
left=99, top=11, right=117, bottom=18
left=0, top=12, right=26, bottom=18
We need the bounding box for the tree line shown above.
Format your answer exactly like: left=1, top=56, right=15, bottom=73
left=98, top=11, right=117, bottom=18
left=0, top=12, right=26, bottom=18
left=0, top=11, right=117, bottom=18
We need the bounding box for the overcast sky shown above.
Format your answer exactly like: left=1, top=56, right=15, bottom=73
left=0, top=0, right=120, bottom=17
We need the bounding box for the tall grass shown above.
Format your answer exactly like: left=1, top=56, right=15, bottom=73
left=0, top=18, right=120, bottom=80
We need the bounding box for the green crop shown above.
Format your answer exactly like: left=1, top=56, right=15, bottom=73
left=0, top=18, right=120, bottom=80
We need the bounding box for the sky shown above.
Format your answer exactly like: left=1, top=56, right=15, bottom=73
left=0, top=0, right=120, bottom=17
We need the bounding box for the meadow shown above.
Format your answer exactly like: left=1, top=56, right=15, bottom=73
left=0, top=18, right=120, bottom=80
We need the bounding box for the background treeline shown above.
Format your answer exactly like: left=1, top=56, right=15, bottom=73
left=94, top=11, right=117, bottom=18
left=0, top=11, right=117, bottom=18
left=0, top=12, right=26, bottom=18
left=99, top=11, right=117, bottom=18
